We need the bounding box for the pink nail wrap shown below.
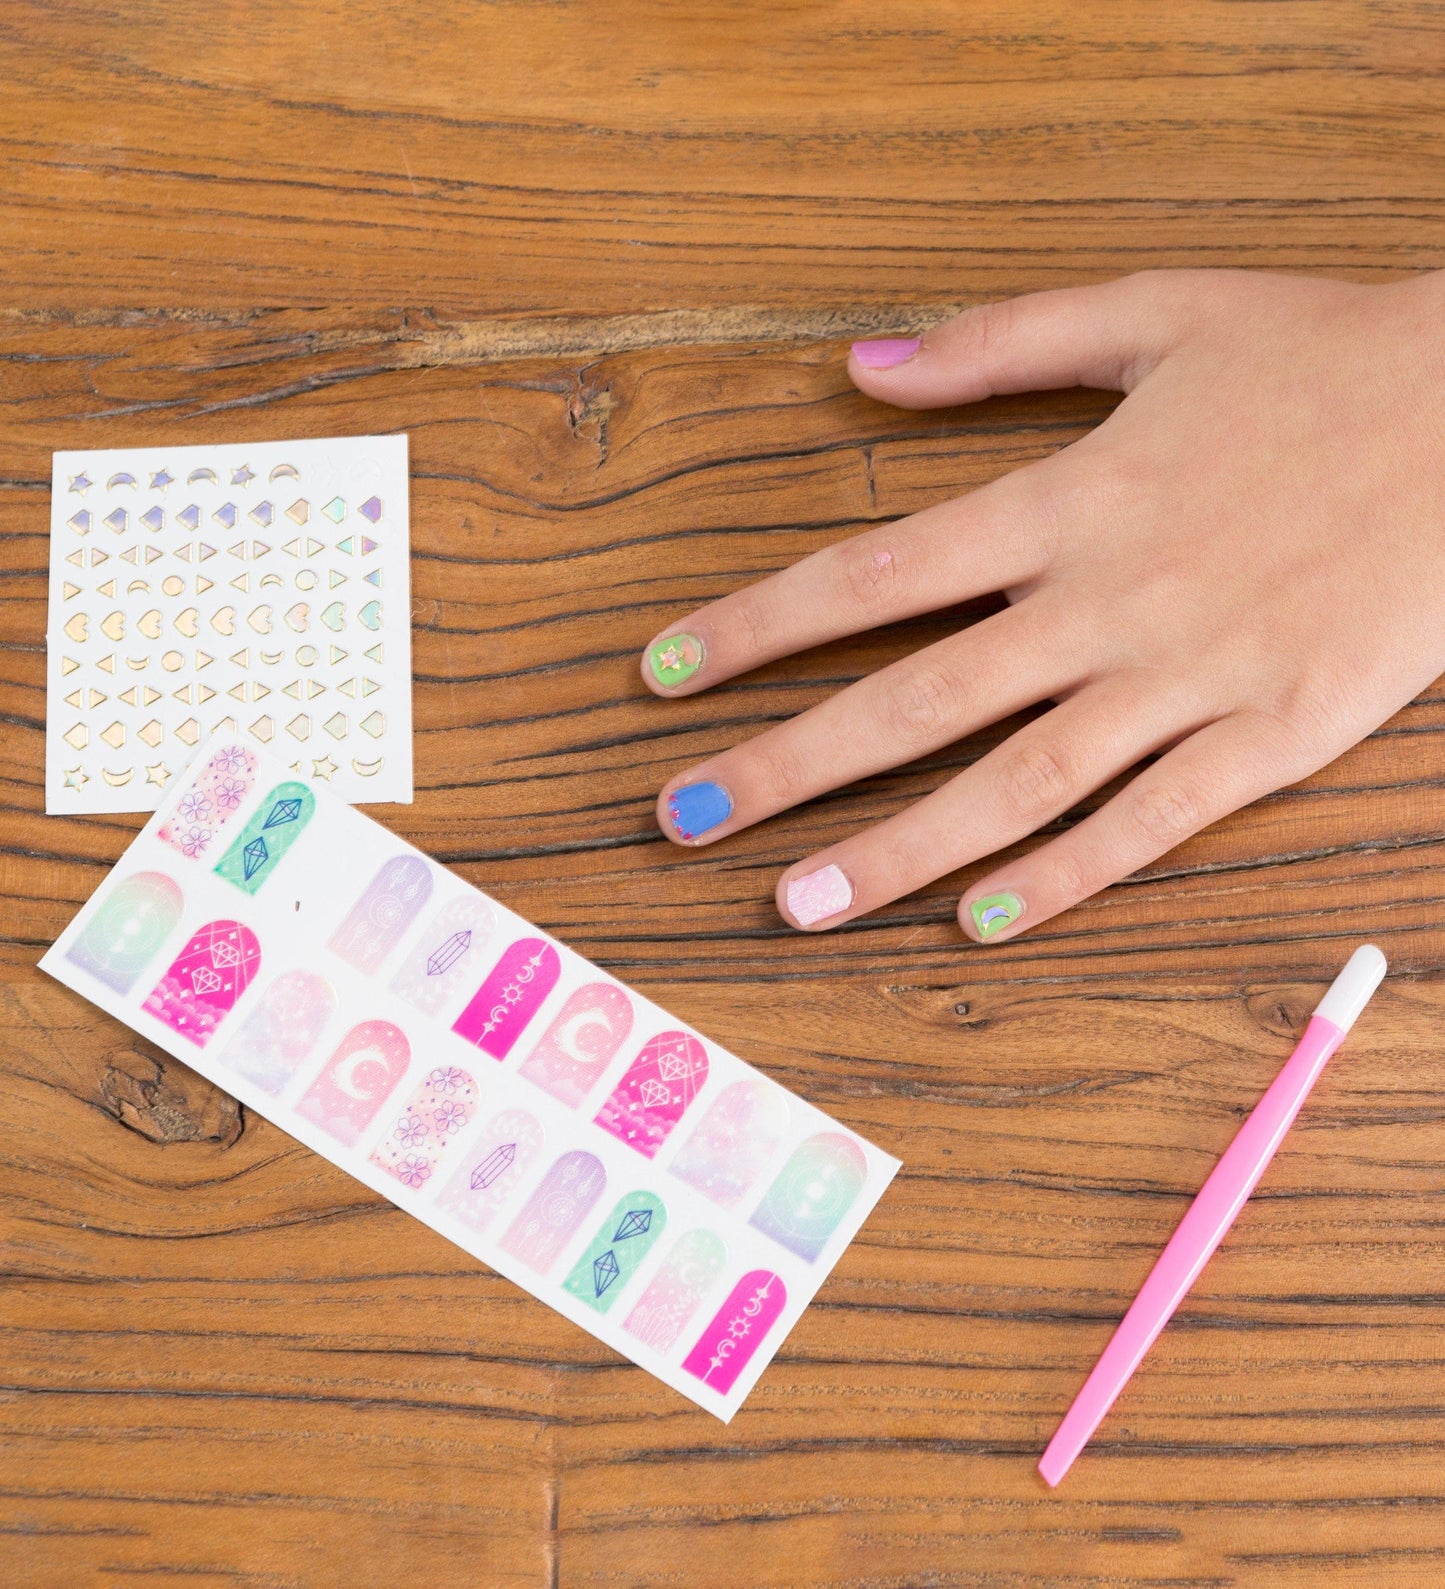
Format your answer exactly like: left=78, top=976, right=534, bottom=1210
left=593, top=1031, right=709, bottom=1159
left=220, top=968, right=337, bottom=1094
left=518, top=981, right=634, bottom=1107
left=451, top=937, right=561, bottom=1060
left=681, top=1269, right=788, bottom=1393
left=369, top=1064, right=481, bottom=1191
left=622, top=1227, right=729, bottom=1353
left=142, top=918, right=262, bottom=1048
left=434, top=1107, right=546, bottom=1234
left=499, top=1149, right=607, bottom=1274
left=328, top=854, right=434, bottom=975
left=157, top=743, right=258, bottom=861
left=388, top=895, right=495, bottom=1020
left=668, top=1078, right=790, bottom=1209
left=295, top=1019, right=412, bottom=1146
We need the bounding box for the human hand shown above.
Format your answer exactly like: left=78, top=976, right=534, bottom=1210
left=641, top=269, right=1445, bottom=941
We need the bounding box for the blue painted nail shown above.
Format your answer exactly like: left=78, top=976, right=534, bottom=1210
left=667, top=781, right=732, bottom=841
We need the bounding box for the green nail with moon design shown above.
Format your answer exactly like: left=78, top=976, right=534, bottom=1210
left=969, top=890, right=1023, bottom=940
left=648, top=633, right=704, bottom=688
left=214, top=782, right=315, bottom=894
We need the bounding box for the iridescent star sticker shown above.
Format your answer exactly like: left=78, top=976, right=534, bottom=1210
left=657, top=643, right=682, bottom=672
left=149, top=469, right=173, bottom=490
left=63, top=766, right=88, bottom=790
left=231, top=464, right=255, bottom=486
left=145, top=762, right=172, bottom=788
left=68, top=473, right=92, bottom=494
left=311, top=754, right=338, bottom=780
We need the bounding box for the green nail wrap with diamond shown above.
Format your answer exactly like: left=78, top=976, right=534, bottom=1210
left=649, top=632, right=704, bottom=688
left=969, top=890, right=1023, bottom=941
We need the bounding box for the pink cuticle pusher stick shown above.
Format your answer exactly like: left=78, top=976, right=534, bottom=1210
left=1038, top=943, right=1387, bottom=1488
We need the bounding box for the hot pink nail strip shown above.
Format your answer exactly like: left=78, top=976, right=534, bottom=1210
left=369, top=1064, right=481, bottom=1190
left=295, top=1019, right=411, bottom=1146
left=748, top=1131, right=869, bottom=1261
left=681, top=1269, right=788, bottom=1393
left=143, top=919, right=262, bottom=1048
left=435, top=1107, right=546, bottom=1234
left=157, top=743, right=258, bottom=861
left=451, top=937, right=561, bottom=1060
left=623, top=1228, right=729, bottom=1353
left=220, top=968, right=336, bottom=1094
left=388, top=894, right=495, bottom=1019
left=328, top=854, right=434, bottom=974
left=499, top=1150, right=607, bottom=1274
left=518, top=981, right=634, bottom=1107
left=668, top=1078, right=791, bottom=1209
left=593, top=1031, right=710, bottom=1159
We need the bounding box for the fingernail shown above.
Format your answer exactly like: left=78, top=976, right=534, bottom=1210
left=968, top=890, right=1024, bottom=941
left=850, top=337, right=920, bottom=370
left=786, top=864, right=853, bottom=927
left=667, top=781, right=732, bottom=842
left=648, top=632, right=705, bottom=688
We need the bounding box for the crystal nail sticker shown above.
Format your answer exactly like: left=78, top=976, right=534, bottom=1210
left=220, top=969, right=337, bottom=1094
left=156, top=742, right=257, bottom=860
left=369, top=1065, right=481, bottom=1191
left=295, top=1020, right=411, bottom=1147
left=682, top=1271, right=787, bottom=1395
left=328, top=854, right=433, bottom=974
left=65, top=870, right=183, bottom=993
left=213, top=781, right=314, bottom=893
left=499, top=1150, right=607, bottom=1275
left=517, top=982, right=634, bottom=1107
left=434, top=1108, right=545, bottom=1235
left=561, top=1192, right=667, bottom=1314
left=388, top=895, right=495, bottom=1019
left=142, top=918, right=262, bottom=1047
left=594, top=1032, right=709, bottom=1159
left=748, top=1132, right=869, bottom=1262
left=452, top=938, right=562, bottom=1061
left=668, top=1078, right=791, bottom=1210
left=622, top=1228, right=729, bottom=1353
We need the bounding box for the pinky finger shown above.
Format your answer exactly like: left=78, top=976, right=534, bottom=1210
left=958, top=713, right=1306, bottom=943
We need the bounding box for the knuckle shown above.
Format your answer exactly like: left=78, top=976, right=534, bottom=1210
left=837, top=537, right=902, bottom=616
left=1126, top=780, right=1204, bottom=851
left=749, top=738, right=814, bottom=807
left=879, top=663, right=969, bottom=747
left=731, top=598, right=777, bottom=660
left=994, top=741, right=1075, bottom=825
left=952, top=296, right=1017, bottom=379
left=1046, top=846, right=1094, bottom=905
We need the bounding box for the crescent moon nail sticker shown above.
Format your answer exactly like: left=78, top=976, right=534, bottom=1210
left=517, top=982, right=634, bottom=1107
left=65, top=870, right=183, bottom=993
left=594, top=1032, right=709, bottom=1159
left=668, top=1078, right=791, bottom=1209
left=327, top=855, right=433, bottom=974
left=451, top=938, right=562, bottom=1060
left=681, top=1270, right=787, bottom=1394
left=622, top=1228, right=729, bottom=1353
left=434, top=1108, right=545, bottom=1234
left=295, top=1020, right=411, bottom=1147
left=220, top=969, right=336, bottom=1094
left=213, top=781, right=314, bottom=893
left=157, top=742, right=257, bottom=861
left=142, top=918, right=262, bottom=1047
left=499, top=1150, right=607, bottom=1275
left=387, top=895, right=495, bottom=1019
left=369, top=1064, right=481, bottom=1191
left=561, top=1191, right=667, bottom=1313
left=747, top=1132, right=869, bottom=1262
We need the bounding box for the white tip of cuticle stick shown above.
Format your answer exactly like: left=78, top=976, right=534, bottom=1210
left=1312, top=945, right=1387, bottom=1034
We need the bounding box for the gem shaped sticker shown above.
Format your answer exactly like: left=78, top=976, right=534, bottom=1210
left=593, top=1031, right=709, bottom=1159
left=213, top=781, right=315, bottom=893
left=142, top=918, right=261, bottom=1047
left=295, top=1019, right=411, bottom=1146
left=451, top=937, right=561, bottom=1060
left=682, top=1270, right=788, bottom=1394
left=219, top=969, right=336, bottom=1095
left=499, top=1150, right=607, bottom=1275
left=388, top=895, right=495, bottom=1019
left=65, top=870, right=183, bottom=993
left=328, top=854, right=433, bottom=974
left=517, top=981, right=633, bottom=1107
left=157, top=743, right=257, bottom=860
left=434, top=1108, right=545, bottom=1235
left=622, top=1228, right=729, bottom=1354
left=748, top=1131, right=869, bottom=1262
left=561, top=1192, right=668, bottom=1314
left=668, top=1078, right=791, bottom=1210
left=369, top=1065, right=481, bottom=1191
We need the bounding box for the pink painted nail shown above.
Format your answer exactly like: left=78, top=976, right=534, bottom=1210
left=850, top=337, right=920, bottom=370
left=786, top=864, right=853, bottom=927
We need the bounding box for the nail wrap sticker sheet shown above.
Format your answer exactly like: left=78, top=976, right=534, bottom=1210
left=45, top=436, right=412, bottom=813
left=41, top=728, right=900, bottom=1420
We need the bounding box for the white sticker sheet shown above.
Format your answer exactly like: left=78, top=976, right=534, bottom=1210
left=41, top=730, right=900, bottom=1420
left=46, top=436, right=412, bottom=813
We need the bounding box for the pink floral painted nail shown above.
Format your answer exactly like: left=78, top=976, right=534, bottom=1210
left=786, top=864, right=852, bottom=927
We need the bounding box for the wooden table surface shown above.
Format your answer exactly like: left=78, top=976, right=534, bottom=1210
left=5, top=3, right=1445, bottom=1584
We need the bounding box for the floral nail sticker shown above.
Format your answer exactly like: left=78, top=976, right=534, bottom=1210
left=622, top=1228, right=729, bottom=1353
left=328, top=854, right=433, bottom=974
left=295, top=1019, right=411, bottom=1146
left=219, top=969, right=336, bottom=1094
left=499, top=1150, right=607, bottom=1275
left=213, top=781, right=314, bottom=893
left=593, top=1031, right=709, bottom=1159
left=517, top=982, right=633, bottom=1107
left=143, top=918, right=262, bottom=1047
left=388, top=895, right=495, bottom=1020
left=66, top=870, right=182, bottom=993
left=561, top=1192, right=667, bottom=1314
left=682, top=1270, right=787, bottom=1394
left=748, top=1131, right=868, bottom=1262
left=435, top=1108, right=545, bottom=1235
left=451, top=937, right=561, bottom=1060
left=157, top=743, right=257, bottom=860
left=668, top=1078, right=790, bottom=1209
left=369, top=1064, right=481, bottom=1191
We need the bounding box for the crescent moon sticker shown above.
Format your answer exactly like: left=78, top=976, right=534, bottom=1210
left=269, top=463, right=300, bottom=481
left=331, top=1045, right=385, bottom=1101
left=554, top=1010, right=615, bottom=1065
left=351, top=756, right=385, bottom=777
left=187, top=468, right=219, bottom=485
left=102, top=767, right=134, bottom=787
left=126, top=579, right=150, bottom=595
left=106, top=472, right=138, bottom=490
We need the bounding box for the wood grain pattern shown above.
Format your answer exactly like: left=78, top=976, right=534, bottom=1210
left=5, top=3, right=1445, bottom=1584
